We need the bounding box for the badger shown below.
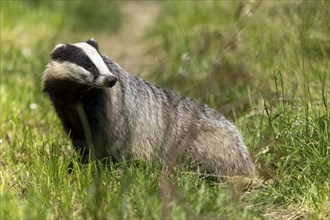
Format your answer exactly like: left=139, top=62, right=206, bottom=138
left=42, top=38, right=255, bottom=179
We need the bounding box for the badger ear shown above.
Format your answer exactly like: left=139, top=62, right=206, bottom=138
left=86, top=38, right=99, bottom=50
left=50, top=44, right=67, bottom=60
left=53, top=43, right=66, bottom=52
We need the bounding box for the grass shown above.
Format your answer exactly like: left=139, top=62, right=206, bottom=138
left=1, top=0, right=329, bottom=219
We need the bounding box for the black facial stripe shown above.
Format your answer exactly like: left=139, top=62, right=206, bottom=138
left=51, top=44, right=100, bottom=76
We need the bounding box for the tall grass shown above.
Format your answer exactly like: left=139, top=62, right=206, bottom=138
left=1, top=1, right=329, bottom=219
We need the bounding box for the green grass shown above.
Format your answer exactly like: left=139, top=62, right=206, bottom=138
left=1, top=1, right=329, bottom=219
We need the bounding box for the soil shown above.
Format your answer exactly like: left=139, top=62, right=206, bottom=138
left=97, top=1, right=161, bottom=76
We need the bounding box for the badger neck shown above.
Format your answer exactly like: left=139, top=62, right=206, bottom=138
left=43, top=78, right=109, bottom=135
left=44, top=78, right=110, bottom=160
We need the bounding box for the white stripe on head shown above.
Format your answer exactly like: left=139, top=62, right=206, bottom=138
left=73, top=42, right=115, bottom=77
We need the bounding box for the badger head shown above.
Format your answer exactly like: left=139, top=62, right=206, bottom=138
left=42, top=38, right=117, bottom=94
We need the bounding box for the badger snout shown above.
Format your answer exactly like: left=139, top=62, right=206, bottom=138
left=96, top=74, right=117, bottom=88
left=107, top=75, right=117, bottom=87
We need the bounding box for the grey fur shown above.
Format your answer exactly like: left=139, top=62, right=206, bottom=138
left=42, top=40, right=255, bottom=179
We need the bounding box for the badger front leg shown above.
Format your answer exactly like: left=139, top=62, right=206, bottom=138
left=71, top=138, right=90, bottom=163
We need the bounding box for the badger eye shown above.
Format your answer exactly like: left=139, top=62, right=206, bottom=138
left=83, top=63, right=94, bottom=72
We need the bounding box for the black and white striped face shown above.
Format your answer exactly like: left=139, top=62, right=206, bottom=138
left=44, top=39, right=117, bottom=88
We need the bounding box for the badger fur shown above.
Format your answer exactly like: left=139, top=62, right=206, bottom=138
left=42, top=38, right=255, bottom=179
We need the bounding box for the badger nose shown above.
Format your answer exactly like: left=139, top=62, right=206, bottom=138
left=107, top=76, right=117, bottom=87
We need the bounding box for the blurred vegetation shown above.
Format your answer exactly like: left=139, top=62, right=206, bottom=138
left=1, top=0, right=329, bottom=219
left=147, top=1, right=329, bottom=110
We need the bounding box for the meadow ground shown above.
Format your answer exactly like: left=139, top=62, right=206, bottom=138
left=0, top=1, right=329, bottom=219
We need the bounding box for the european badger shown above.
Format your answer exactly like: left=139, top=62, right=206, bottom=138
left=42, top=38, right=254, bottom=179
